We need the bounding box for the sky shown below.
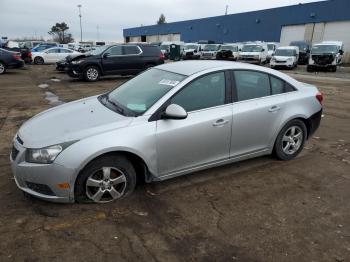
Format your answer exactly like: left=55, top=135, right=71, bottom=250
left=0, top=0, right=325, bottom=42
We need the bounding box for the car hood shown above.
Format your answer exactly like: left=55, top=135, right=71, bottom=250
left=274, top=56, right=293, bottom=61
left=69, top=53, right=95, bottom=62
left=240, top=52, right=260, bottom=56
left=18, top=96, right=133, bottom=148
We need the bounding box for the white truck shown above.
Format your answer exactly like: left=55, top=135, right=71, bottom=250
left=239, top=42, right=268, bottom=64
left=270, top=46, right=299, bottom=69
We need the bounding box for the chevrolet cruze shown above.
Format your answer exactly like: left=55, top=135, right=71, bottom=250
left=11, top=61, right=323, bottom=203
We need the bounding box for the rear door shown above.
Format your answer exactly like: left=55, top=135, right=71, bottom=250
left=101, top=45, right=124, bottom=74
left=230, top=70, right=287, bottom=157
left=44, top=48, right=60, bottom=63
left=121, top=45, right=143, bottom=73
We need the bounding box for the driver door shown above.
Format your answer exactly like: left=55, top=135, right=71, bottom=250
left=156, top=71, right=232, bottom=176
left=45, top=48, right=60, bottom=63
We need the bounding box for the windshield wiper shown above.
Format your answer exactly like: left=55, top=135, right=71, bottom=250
left=106, top=96, right=125, bottom=115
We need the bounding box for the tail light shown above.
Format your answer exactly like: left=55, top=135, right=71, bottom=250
left=316, top=92, right=323, bottom=105
left=28, top=51, right=32, bottom=58
left=13, top=53, right=22, bottom=60
left=160, top=52, right=165, bottom=60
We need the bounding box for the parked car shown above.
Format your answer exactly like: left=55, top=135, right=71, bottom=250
left=216, top=44, right=240, bottom=60
left=201, top=44, right=221, bottom=59
left=3, top=44, right=32, bottom=64
left=267, top=42, right=280, bottom=61
left=239, top=43, right=268, bottom=64
left=31, top=43, right=58, bottom=53
left=56, top=50, right=84, bottom=71
left=289, top=41, right=311, bottom=65
left=182, top=43, right=201, bottom=60
left=66, top=44, right=165, bottom=81
left=32, top=47, right=81, bottom=64
left=307, top=41, right=344, bottom=72
left=270, top=46, right=299, bottom=69
left=0, top=48, right=24, bottom=74
left=11, top=61, right=323, bottom=203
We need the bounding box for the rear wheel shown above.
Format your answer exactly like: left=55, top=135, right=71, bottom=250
left=34, top=56, right=44, bottom=65
left=274, top=119, right=307, bottom=160
left=75, top=155, right=136, bottom=203
left=0, top=62, right=6, bottom=74
left=84, top=66, right=100, bottom=82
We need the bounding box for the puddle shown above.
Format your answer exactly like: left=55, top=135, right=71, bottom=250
left=38, top=83, right=49, bottom=89
left=45, top=91, right=64, bottom=106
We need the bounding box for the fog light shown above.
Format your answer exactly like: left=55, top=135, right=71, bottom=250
left=58, top=183, right=70, bottom=189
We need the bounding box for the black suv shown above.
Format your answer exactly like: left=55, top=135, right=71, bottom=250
left=290, top=41, right=311, bottom=65
left=0, top=48, right=24, bottom=74
left=66, top=44, right=165, bottom=81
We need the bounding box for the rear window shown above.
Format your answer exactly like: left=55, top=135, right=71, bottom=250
left=140, top=45, right=162, bottom=56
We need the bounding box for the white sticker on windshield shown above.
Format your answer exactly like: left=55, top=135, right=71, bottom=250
left=159, top=79, right=180, bottom=86
left=127, top=104, right=146, bottom=111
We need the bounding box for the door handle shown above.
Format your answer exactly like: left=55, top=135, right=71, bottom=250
left=268, top=105, right=281, bottom=112
left=213, top=119, right=229, bottom=127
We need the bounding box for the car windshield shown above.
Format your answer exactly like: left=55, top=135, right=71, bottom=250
left=220, top=45, right=238, bottom=51
left=311, top=45, right=339, bottom=54
left=106, top=68, right=186, bottom=115
left=89, top=45, right=109, bottom=55
left=267, top=44, right=275, bottom=50
left=184, top=45, right=198, bottom=50
left=203, top=45, right=219, bottom=51
left=275, top=49, right=296, bottom=56
left=160, top=45, right=169, bottom=50
left=242, top=45, right=263, bottom=52
left=290, top=42, right=308, bottom=51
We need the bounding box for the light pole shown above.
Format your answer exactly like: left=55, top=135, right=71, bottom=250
left=77, top=4, right=83, bottom=42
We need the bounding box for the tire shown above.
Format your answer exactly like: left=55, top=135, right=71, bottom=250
left=274, top=119, right=307, bottom=161
left=34, top=56, right=44, bottom=65
left=75, top=155, right=136, bottom=203
left=83, top=66, right=100, bottom=82
left=0, top=62, right=6, bottom=74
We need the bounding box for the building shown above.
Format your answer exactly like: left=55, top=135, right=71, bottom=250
left=123, top=0, right=350, bottom=62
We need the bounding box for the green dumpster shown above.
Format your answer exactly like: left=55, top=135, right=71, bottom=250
left=169, top=44, right=181, bottom=61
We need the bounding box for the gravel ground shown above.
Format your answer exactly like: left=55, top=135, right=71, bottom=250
left=0, top=64, right=349, bottom=262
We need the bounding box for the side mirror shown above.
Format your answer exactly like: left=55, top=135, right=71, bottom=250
left=103, top=53, right=110, bottom=58
left=239, top=49, right=242, bottom=52
left=162, top=104, right=187, bottom=120
left=262, top=49, right=265, bottom=52
left=339, top=50, right=344, bottom=55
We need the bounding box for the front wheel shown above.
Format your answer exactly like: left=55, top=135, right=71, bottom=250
left=274, top=119, right=307, bottom=160
left=75, top=155, right=136, bottom=203
left=0, top=62, right=6, bottom=74
left=84, top=66, right=100, bottom=82
left=34, top=56, right=44, bottom=65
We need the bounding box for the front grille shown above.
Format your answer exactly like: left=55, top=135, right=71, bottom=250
left=26, top=182, right=55, bottom=196
left=11, top=145, right=19, bottom=161
left=312, top=54, right=335, bottom=65
left=275, top=60, right=286, bottom=63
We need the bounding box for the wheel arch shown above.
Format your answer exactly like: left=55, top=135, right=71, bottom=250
left=73, top=150, right=152, bottom=192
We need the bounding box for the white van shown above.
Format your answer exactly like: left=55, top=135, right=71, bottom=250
left=200, top=44, right=221, bottom=59
left=239, top=42, right=268, bottom=64
left=307, top=41, right=344, bottom=72
left=182, top=43, right=201, bottom=59
left=267, top=42, right=280, bottom=61
left=270, top=46, right=299, bottom=69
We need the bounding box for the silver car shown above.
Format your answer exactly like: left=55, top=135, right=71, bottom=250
left=11, top=61, right=323, bottom=203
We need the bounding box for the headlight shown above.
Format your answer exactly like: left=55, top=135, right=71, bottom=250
left=25, top=141, right=77, bottom=164
left=271, top=58, right=276, bottom=62
left=71, top=60, right=83, bottom=64
left=287, top=58, right=293, bottom=62
left=255, top=55, right=260, bottom=59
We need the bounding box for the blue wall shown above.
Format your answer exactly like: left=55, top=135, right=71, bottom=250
left=123, top=0, right=350, bottom=43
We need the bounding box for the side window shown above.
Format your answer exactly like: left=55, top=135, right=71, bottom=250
left=234, top=71, right=270, bottom=101
left=123, top=45, right=140, bottom=55
left=107, top=46, right=123, bottom=56
left=171, top=72, right=226, bottom=112
left=47, top=49, right=60, bottom=53
left=285, top=83, right=296, bottom=93
left=270, top=76, right=284, bottom=95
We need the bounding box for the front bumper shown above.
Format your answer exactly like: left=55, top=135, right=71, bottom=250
left=66, top=66, right=82, bottom=78
left=10, top=138, right=76, bottom=203
left=308, top=109, right=322, bottom=138
left=239, top=57, right=260, bottom=64
left=270, top=61, right=294, bottom=68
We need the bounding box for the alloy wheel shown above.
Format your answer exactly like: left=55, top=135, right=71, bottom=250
left=0, top=63, right=5, bottom=74
left=86, top=68, right=99, bottom=81
left=282, top=126, right=303, bottom=155
left=85, top=166, right=127, bottom=203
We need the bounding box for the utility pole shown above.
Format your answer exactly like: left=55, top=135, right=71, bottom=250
left=77, top=4, right=83, bottom=42
left=225, top=5, right=228, bottom=15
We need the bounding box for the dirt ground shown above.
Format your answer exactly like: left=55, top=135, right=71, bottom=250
left=0, top=64, right=350, bottom=262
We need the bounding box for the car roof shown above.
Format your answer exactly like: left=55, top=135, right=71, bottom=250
left=278, top=46, right=298, bottom=50
left=156, top=61, right=263, bottom=76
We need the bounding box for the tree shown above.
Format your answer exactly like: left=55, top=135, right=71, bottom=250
left=157, top=14, right=166, bottom=25
left=48, top=22, right=74, bottom=44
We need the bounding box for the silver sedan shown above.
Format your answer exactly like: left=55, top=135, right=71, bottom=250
left=11, top=61, right=323, bottom=203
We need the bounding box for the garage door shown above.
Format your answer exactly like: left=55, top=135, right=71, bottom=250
left=280, top=24, right=306, bottom=46
left=323, top=21, right=350, bottom=63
